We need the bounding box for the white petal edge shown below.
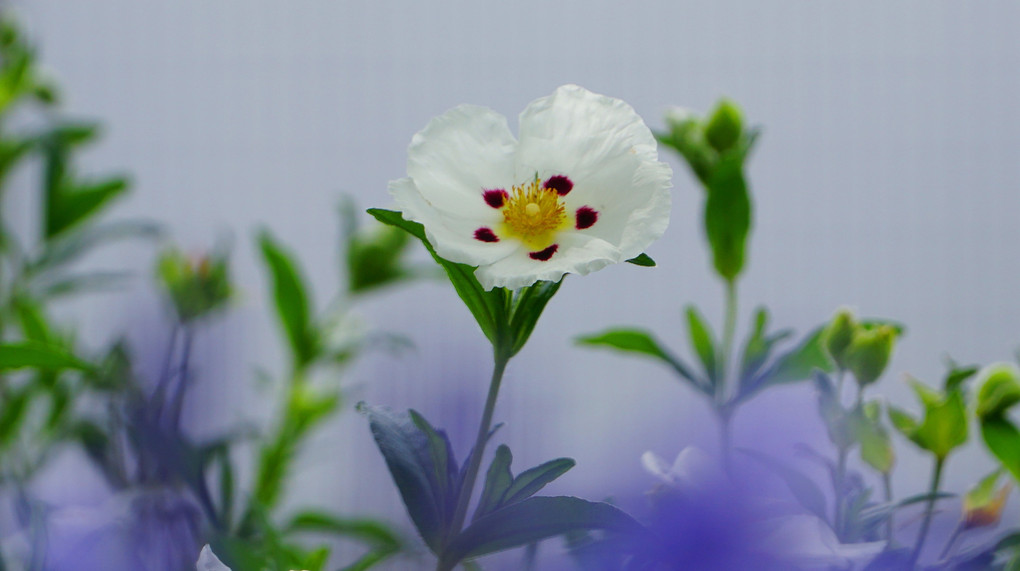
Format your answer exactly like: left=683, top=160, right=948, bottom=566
left=196, top=545, right=231, bottom=571
left=390, top=177, right=519, bottom=267
left=406, top=104, right=518, bottom=217
left=473, top=232, right=619, bottom=291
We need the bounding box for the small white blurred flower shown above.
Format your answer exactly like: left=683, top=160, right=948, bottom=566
left=641, top=446, right=723, bottom=492
left=196, top=545, right=231, bottom=571
left=759, top=514, right=884, bottom=570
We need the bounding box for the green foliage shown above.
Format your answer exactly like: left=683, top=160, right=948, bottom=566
left=889, top=380, right=968, bottom=461
left=342, top=199, right=416, bottom=295
left=258, top=230, right=319, bottom=368
left=844, top=325, right=897, bottom=387
left=684, top=305, right=718, bottom=384
left=575, top=328, right=707, bottom=394
left=976, top=363, right=1020, bottom=484
left=823, top=308, right=857, bottom=371
left=855, top=400, right=895, bottom=475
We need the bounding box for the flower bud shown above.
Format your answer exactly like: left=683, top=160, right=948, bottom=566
left=845, top=325, right=896, bottom=387
left=704, top=99, right=743, bottom=153
left=963, top=471, right=1011, bottom=529
left=976, top=363, right=1020, bottom=419
left=156, top=247, right=232, bottom=322
left=823, top=309, right=857, bottom=370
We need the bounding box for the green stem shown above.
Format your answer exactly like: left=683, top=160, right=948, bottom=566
left=718, top=408, right=734, bottom=477
left=937, top=521, right=964, bottom=563
left=911, top=456, right=945, bottom=565
left=834, top=444, right=848, bottom=539
left=883, top=471, right=894, bottom=544
left=718, top=279, right=738, bottom=400
left=439, top=351, right=510, bottom=571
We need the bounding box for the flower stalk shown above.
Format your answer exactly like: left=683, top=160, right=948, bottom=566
left=445, top=348, right=511, bottom=555
left=912, top=456, right=945, bottom=564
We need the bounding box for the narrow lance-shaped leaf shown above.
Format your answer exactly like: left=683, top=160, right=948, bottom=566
left=576, top=328, right=708, bottom=394
left=474, top=444, right=513, bottom=521
left=258, top=230, right=318, bottom=368
left=508, top=279, right=561, bottom=357
left=684, top=305, right=718, bottom=383
left=625, top=253, right=655, bottom=267
left=441, top=496, right=645, bottom=568
left=501, top=457, right=575, bottom=506
left=360, top=405, right=445, bottom=553
left=0, top=341, right=91, bottom=372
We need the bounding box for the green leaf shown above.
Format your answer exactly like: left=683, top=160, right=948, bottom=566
left=625, top=253, right=655, bottom=267
left=684, top=305, right=718, bottom=383
left=911, top=382, right=968, bottom=460
left=576, top=328, right=708, bottom=394
left=944, top=363, right=979, bottom=394
left=369, top=208, right=506, bottom=348
left=854, top=403, right=895, bottom=474
left=981, top=415, right=1020, bottom=485
left=888, top=406, right=919, bottom=437
left=0, top=341, right=91, bottom=372
left=502, top=457, right=575, bottom=506
left=474, top=444, right=513, bottom=521
left=46, top=176, right=130, bottom=239
left=258, top=230, right=318, bottom=367
left=508, top=280, right=561, bottom=357
left=0, top=387, right=30, bottom=447
left=441, top=496, right=644, bottom=567
left=976, top=363, right=1020, bottom=418
left=29, top=220, right=161, bottom=274
left=740, top=449, right=828, bottom=523
left=361, top=405, right=446, bottom=553
left=284, top=511, right=401, bottom=550
left=738, top=326, right=832, bottom=402
left=703, top=150, right=752, bottom=282
left=409, top=409, right=459, bottom=508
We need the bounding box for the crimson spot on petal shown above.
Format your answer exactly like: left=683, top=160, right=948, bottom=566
left=474, top=227, right=499, bottom=243
left=575, top=206, right=598, bottom=229
left=529, top=244, right=558, bottom=261
left=543, top=175, right=573, bottom=196
left=483, top=189, right=508, bottom=208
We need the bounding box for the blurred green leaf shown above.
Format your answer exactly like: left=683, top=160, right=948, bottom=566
left=29, top=220, right=160, bottom=274
left=441, top=496, right=644, bottom=568
left=855, top=402, right=895, bottom=474
left=976, top=363, right=1020, bottom=418
left=576, top=328, right=708, bottom=394
left=258, top=230, right=318, bottom=367
left=981, top=416, right=1020, bottom=485
left=0, top=341, right=90, bottom=372
left=703, top=150, right=752, bottom=282
left=45, top=175, right=130, bottom=240
left=890, top=381, right=967, bottom=460
left=684, top=305, right=718, bottom=383
left=284, top=511, right=401, bottom=550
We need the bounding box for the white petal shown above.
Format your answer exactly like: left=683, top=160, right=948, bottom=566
left=391, top=177, right=518, bottom=266
left=196, top=545, right=231, bottom=571
left=406, top=104, right=517, bottom=217
left=515, top=85, right=672, bottom=258
left=760, top=515, right=884, bottom=568
left=473, top=232, right=618, bottom=290
left=641, top=451, right=674, bottom=483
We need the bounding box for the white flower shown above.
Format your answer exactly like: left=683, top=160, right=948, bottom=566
left=641, top=446, right=723, bottom=492
left=197, top=545, right=231, bottom=571
left=391, top=84, right=672, bottom=290
left=758, top=514, right=885, bottom=570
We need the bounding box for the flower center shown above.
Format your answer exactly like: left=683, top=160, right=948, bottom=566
left=500, top=179, right=568, bottom=249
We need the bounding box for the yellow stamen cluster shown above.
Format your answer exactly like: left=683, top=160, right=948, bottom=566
left=500, top=180, right=568, bottom=249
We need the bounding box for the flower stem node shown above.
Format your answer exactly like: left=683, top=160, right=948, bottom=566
left=391, top=84, right=672, bottom=291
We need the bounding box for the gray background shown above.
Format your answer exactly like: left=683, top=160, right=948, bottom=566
left=7, top=0, right=1020, bottom=567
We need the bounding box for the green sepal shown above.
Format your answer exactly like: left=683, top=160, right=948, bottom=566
left=625, top=253, right=655, bottom=267
left=368, top=208, right=507, bottom=349
left=703, top=149, right=752, bottom=282
left=889, top=381, right=967, bottom=461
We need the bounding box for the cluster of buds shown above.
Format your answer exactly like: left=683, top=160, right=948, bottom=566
left=155, top=247, right=232, bottom=323
left=823, top=308, right=898, bottom=387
